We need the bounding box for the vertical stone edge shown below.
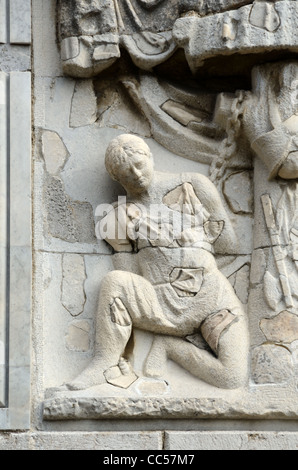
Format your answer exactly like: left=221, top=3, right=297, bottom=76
left=6, top=71, right=31, bottom=430
left=9, top=0, right=31, bottom=44
left=0, top=0, right=7, bottom=44
left=0, top=73, right=7, bottom=408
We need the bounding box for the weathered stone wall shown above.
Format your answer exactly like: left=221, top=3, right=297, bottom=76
left=1, top=0, right=298, bottom=450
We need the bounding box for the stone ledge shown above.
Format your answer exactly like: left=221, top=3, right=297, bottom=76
left=173, top=1, right=298, bottom=72
left=2, top=430, right=298, bottom=450
left=43, top=385, right=298, bottom=421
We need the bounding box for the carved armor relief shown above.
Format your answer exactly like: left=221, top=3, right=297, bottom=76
left=40, top=0, right=298, bottom=420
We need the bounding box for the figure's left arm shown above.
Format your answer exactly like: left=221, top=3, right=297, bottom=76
left=190, top=173, right=239, bottom=254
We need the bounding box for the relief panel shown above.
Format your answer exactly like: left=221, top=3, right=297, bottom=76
left=32, top=0, right=298, bottom=421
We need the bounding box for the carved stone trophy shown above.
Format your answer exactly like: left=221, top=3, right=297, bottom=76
left=43, top=0, right=298, bottom=421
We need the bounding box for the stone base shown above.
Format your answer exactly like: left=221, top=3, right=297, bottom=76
left=43, top=378, right=298, bottom=421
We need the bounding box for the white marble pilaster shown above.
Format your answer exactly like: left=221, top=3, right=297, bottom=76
left=0, top=67, right=31, bottom=429
left=0, top=0, right=7, bottom=44
left=7, top=71, right=31, bottom=428
left=0, top=72, right=7, bottom=407
left=9, top=0, right=31, bottom=44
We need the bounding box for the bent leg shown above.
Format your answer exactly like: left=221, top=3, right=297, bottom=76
left=145, top=311, right=249, bottom=389
left=66, top=270, right=179, bottom=390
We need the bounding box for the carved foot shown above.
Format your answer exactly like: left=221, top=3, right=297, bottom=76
left=65, top=356, right=108, bottom=391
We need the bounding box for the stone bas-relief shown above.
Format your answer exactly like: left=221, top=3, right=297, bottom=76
left=57, top=0, right=298, bottom=78
left=63, top=134, right=249, bottom=392
left=43, top=0, right=298, bottom=420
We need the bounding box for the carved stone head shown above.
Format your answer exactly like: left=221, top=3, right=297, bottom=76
left=105, top=134, right=154, bottom=194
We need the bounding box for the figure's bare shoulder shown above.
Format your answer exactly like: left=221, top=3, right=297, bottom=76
left=182, top=172, right=222, bottom=201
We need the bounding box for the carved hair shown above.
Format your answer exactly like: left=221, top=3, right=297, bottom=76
left=105, top=134, right=152, bottom=181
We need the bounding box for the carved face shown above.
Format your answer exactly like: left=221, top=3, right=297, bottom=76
left=105, top=135, right=154, bottom=194
left=117, top=146, right=154, bottom=194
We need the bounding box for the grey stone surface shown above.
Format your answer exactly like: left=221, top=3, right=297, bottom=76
left=41, top=130, right=69, bottom=176
left=25, top=0, right=298, bottom=450
left=66, top=320, right=91, bottom=352
left=260, top=310, right=298, bottom=344
left=31, top=431, right=162, bottom=450
left=0, top=45, right=31, bottom=72
left=0, top=432, right=31, bottom=450
left=251, top=344, right=294, bottom=384
left=0, top=61, right=31, bottom=428
left=0, top=72, right=7, bottom=407
left=165, top=431, right=298, bottom=450
left=42, top=384, right=298, bottom=420
left=173, top=1, right=298, bottom=73
left=61, top=254, right=86, bottom=317
left=3, top=430, right=298, bottom=450
left=70, top=80, right=97, bottom=128
left=0, top=431, right=163, bottom=450
left=32, top=0, right=62, bottom=78
left=9, top=72, right=31, bottom=247
left=9, top=0, right=31, bottom=44
left=2, top=70, right=31, bottom=429
left=0, top=0, right=7, bottom=44
left=223, top=171, right=253, bottom=214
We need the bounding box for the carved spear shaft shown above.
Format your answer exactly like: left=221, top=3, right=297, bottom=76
left=261, top=194, right=294, bottom=309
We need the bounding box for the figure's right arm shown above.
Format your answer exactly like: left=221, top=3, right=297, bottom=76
left=99, top=205, right=134, bottom=253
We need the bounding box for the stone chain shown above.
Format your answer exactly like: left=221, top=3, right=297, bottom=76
left=210, top=90, right=247, bottom=185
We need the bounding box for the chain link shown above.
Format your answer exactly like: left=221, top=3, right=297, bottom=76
left=210, top=90, right=247, bottom=185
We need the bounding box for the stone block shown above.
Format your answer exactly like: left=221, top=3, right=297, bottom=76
left=9, top=72, right=31, bottom=248
left=165, top=431, right=298, bottom=450
left=32, top=0, right=62, bottom=78
left=61, top=254, right=86, bottom=317
left=0, top=364, right=5, bottom=407
left=31, top=431, right=163, bottom=450
left=66, top=320, right=91, bottom=352
left=0, top=70, right=32, bottom=429
left=0, top=45, right=31, bottom=73
left=0, top=72, right=7, bottom=409
left=251, top=344, right=294, bottom=384
left=0, top=0, right=7, bottom=43
left=0, top=433, right=31, bottom=450
left=70, top=80, right=97, bottom=128
left=8, top=246, right=31, bottom=367
left=41, top=130, right=69, bottom=176
left=9, top=0, right=31, bottom=44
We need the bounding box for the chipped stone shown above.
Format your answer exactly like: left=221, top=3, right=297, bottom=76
left=44, top=175, right=96, bottom=244
left=61, top=254, right=86, bottom=317
left=66, top=320, right=91, bottom=352
left=228, top=264, right=250, bottom=304
left=249, top=1, right=281, bottom=32
left=134, top=378, right=169, bottom=396
left=95, top=80, right=151, bottom=136
left=223, top=171, right=253, bottom=214
left=70, top=80, right=97, bottom=128
left=42, top=130, right=69, bottom=175
left=251, top=344, right=293, bottom=384
left=250, top=249, right=268, bottom=285
left=104, top=360, right=138, bottom=389
left=260, top=310, right=298, bottom=344
left=161, top=100, right=204, bottom=127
